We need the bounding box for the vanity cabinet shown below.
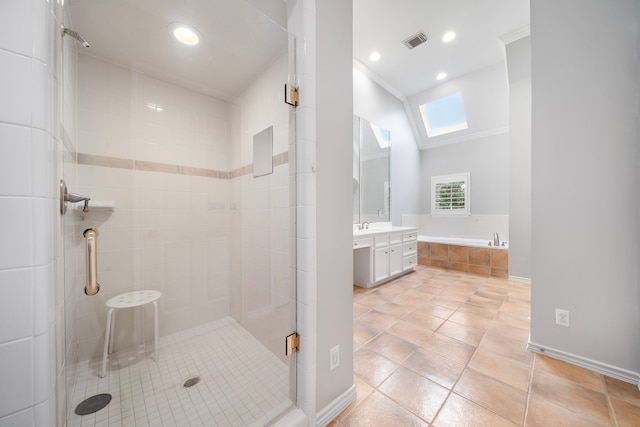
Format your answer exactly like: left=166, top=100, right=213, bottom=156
left=374, top=236, right=390, bottom=281
left=353, top=237, right=373, bottom=286
left=354, top=227, right=417, bottom=288
left=402, top=231, right=418, bottom=271
left=374, top=247, right=391, bottom=282
left=389, top=233, right=403, bottom=277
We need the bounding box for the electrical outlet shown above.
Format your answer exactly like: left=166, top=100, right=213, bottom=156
left=330, top=345, right=339, bottom=370
left=555, top=309, right=570, bottom=327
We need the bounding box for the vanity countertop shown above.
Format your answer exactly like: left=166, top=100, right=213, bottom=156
left=353, top=226, right=417, bottom=238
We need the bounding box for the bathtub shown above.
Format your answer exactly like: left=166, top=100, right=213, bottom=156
left=417, top=235, right=509, bottom=278
left=418, top=235, right=508, bottom=249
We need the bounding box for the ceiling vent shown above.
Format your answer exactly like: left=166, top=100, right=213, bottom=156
left=402, top=31, right=428, bottom=50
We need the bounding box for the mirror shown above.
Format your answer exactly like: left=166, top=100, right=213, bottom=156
left=353, top=116, right=391, bottom=224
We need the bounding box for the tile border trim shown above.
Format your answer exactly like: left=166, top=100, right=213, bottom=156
left=77, top=152, right=288, bottom=180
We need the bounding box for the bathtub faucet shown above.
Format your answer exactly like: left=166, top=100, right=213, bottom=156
left=493, top=232, right=500, bottom=247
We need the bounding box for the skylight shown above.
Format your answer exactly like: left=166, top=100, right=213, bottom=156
left=419, top=92, right=468, bottom=137
left=370, top=122, right=390, bottom=149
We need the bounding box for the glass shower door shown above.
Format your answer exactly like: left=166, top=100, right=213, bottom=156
left=61, top=1, right=297, bottom=425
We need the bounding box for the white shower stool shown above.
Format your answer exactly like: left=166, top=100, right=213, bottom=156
left=99, top=290, right=161, bottom=378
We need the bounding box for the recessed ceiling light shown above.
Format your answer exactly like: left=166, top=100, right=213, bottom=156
left=369, top=51, right=381, bottom=62
left=169, top=23, right=202, bottom=46
left=436, top=72, right=447, bottom=80
left=442, top=31, right=456, bottom=43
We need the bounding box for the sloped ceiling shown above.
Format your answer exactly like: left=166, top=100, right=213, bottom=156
left=353, top=0, right=530, bottom=97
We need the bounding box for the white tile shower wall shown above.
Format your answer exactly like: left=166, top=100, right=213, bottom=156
left=288, top=0, right=318, bottom=420
left=0, top=0, right=62, bottom=425
left=77, top=54, right=230, bottom=171
left=240, top=167, right=290, bottom=316
left=73, top=54, right=232, bottom=360
left=402, top=213, right=510, bottom=242
left=233, top=52, right=290, bottom=166
left=0, top=124, right=32, bottom=196
left=72, top=169, right=232, bottom=359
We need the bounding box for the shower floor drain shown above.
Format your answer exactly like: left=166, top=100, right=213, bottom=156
left=75, top=393, right=112, bottom=415
left=183, top=376, right=201, bottom=388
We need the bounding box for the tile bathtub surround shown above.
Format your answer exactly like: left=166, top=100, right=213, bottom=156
left=330, top=266, right=640, bottom=426
left=418, top=242, right=509, bottom=278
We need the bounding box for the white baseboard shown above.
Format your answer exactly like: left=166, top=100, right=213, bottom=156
left=315, top=384, right=357, bottom=427
left=509, top=275, right=531, bottom=284
left=527, top=341, right=640, bottom=389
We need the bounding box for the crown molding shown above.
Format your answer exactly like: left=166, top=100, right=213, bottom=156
left=499, top=25, right=531, bottom=45
left=353, top=59, right=405, bottom=101
left=420, top=127, right=509, bottom=150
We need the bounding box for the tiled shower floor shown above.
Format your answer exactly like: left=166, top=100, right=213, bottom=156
left=67, top=317, right=293, bottom=427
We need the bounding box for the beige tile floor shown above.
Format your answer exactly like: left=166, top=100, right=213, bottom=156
left=331, top=266, right=640, bottom=427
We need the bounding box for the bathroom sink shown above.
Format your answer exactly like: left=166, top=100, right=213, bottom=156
left=353, top=228, right=383, bottom=236
left=353, top=227, right=403, bottom=236
left=353, top=229, right=373, bottom=235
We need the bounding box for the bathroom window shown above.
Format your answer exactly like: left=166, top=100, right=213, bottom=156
left=419, top=92, right=468, bottom=137
left=431, top=173, right=470, bottom=215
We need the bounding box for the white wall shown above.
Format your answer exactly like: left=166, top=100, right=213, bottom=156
left=420, top=134, right=509, bottom=215
left=315, top=0, right=355, bottom=419
left=353, top=67, right=420, bottom=226
left=0, top=0, right=63, bottom=425
left=506, top=36, right=531, bottom=280
left=412, top=63, right=510, bottom=242
left=289, top=1, right=357, bottom=423
left=530, top=0, right=640, bottom=381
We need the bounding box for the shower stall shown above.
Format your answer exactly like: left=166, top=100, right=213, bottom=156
left=60, top=1, right=297, bottom=425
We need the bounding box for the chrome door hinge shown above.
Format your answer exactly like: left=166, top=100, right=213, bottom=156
left=284, top=83, right=299, bottom=107
left=285, top=332, right=300, bottom=356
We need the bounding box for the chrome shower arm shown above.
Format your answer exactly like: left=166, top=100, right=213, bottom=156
left=61, top=25, right=90, bottom=48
